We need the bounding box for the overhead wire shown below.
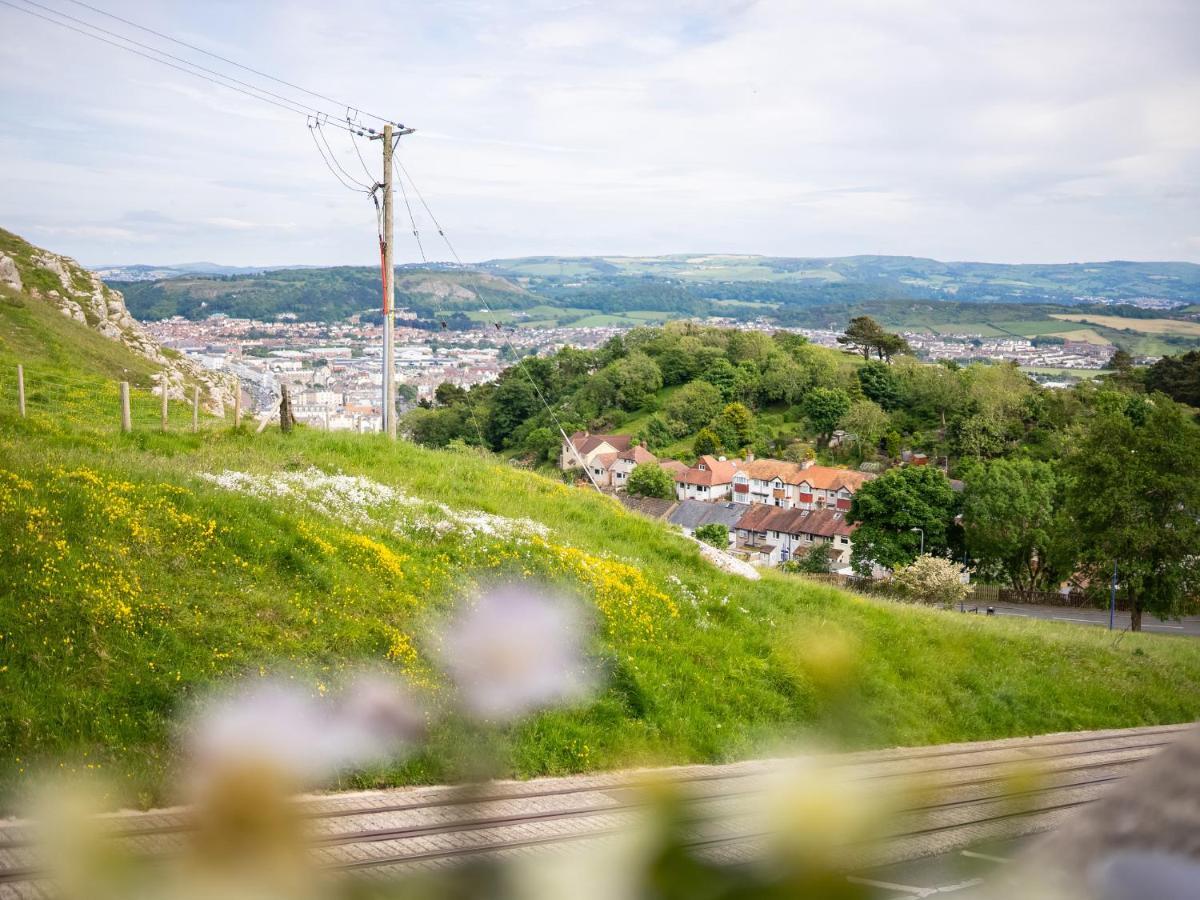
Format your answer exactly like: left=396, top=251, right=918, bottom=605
left=392, top=160, right=426, bottom=264
left=305, top=120, right=369, bottom=193
left=8, top=0, right=361, bottom=131
left=60, top=0, right=398, bottom=127
left=0, top=0, right=360, bottom=131
left=395, top=160, right=603, bottom=491
left=313, top=117, right=373, bottom=190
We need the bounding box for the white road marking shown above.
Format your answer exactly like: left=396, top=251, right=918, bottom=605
left=1051, top=616, right=1100, bottom=623
left=961, top=849, right=1011, bottom=863
left=846, top=875, right=927, bottom=894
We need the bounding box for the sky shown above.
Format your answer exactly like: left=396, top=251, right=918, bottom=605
left=0, top=0, right=1197, bottom=267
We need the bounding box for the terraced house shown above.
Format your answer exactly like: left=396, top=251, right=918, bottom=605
left=731, top=458, right=874, bottom=511
left=733, top=505, right=857, bottom=568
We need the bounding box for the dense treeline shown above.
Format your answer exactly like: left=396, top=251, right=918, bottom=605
left=405, top=323, right=1200, bottom=629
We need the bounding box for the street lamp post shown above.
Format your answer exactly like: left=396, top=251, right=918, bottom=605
left=1110, top=561, right=1118, bottom=631
left=910, top=526, right=924, bottom=556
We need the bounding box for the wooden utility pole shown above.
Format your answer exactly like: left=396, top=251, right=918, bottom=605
left=192, top=386, right=200, bottom=433
left=119, top=381, right=132, bottom=433
left=381, top=123, right=396, bottom=439
left=233, top=383, right=241, bottom=428
left=16, top=364, right=25, bottom=418
left=371, top=122, right=413, bottom=439
left=161, top=379, right=169, bottom=432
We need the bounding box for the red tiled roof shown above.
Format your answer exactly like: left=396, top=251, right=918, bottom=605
left=676, top=455, right=741, bottom=486
left=740, top=458, right=874, bottom=492
left=568, top=431, right=633, bottom=456
left=617, top=445, right=657, bottom=465
left=736, top=504, right=855, bottom=538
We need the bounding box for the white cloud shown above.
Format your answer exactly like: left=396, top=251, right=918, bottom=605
left=0, top=0, right=1196, bottom=265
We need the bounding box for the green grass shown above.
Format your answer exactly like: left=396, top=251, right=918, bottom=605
left=3, top=275, right=1200, bottom=812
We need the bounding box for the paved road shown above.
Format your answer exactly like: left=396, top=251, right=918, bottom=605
left=0, top=724, right=1190, bottom=897
left=974, top=602, right=1200, bottom=636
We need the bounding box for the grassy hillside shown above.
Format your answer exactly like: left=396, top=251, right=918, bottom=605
left=3, top=279, right=1200, bottom=810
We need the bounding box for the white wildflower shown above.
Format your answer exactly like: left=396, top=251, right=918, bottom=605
left=181, top=676, right=423, bottom=790
left=435, top=584, right=595, bottom=721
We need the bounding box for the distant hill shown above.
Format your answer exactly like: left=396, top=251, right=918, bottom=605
left=106, top=253, right=1200, bottom=326
left=483, top=253, right=1200, bottom=303
left=114, top=266, right=535, bottom=323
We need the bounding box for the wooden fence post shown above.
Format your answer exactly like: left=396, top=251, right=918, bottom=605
left=161, top=381, right=169, bottom=432
left=192, top=386, right=200, bottom=433
left=232, top=382, right=241, bottom=428
left=119, top=381, right=132, bottom=433
left=16, top=364, right=25, bottom=418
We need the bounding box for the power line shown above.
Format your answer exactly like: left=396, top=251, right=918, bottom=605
left=1, top=0, right=358, bottom=131
left=395, top=162, right=603, bottom=491
left=314, top=118, right=373, bottom=190
left=306, top=120, right=369, bottom=193
left=60, top=0, right=399, bottom=127
left=392, top=160, right=426, bottom=263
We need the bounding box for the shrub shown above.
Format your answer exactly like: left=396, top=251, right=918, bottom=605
left=890, top=555, right=970, bottom=607
left=694, top=523, right=729, bottom=549
left=626, top=462, right=675, bottom=499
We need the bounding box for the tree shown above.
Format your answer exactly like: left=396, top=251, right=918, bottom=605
left=1105, top=347, right=1134, bottom=371
left=637, top=415, right=676, bottom=452
left=857, top=361, right=902, bottom=409
left=700, top=357, right=740, bottom=401
left=838, top=400, right=890, bottom=453
left=891, top=556, right=971, bottom=607
left=962, top=458, right=1066, bottom=600
left=664, top=381, right=723, bottom=432
left=948, top=409, right=1008, bottom=459
left=713, top=402, right=755, bottom=452
left=524, top=426, right=561, bottom=463
left=485, top=375, right=538, bottom=449
left=695, top=523, right=729, bottom=549
left=837, top=316, right=886, bottom=360
left=1062, top=398, right=1200, bottom=631
left=849, top=466, right=959, bottom=573
left=434, top=382, right=468, bottom=407
left=1145, top=350, right=1200, bottom=407
left=802, top=387, right=851, bottom=441
left=693, top=427, right=720, bottom=456
left=759, top=355, right=807, bottom=405
left=875, top=332, right=911, bottom=362
left=605, top=352, right=663, bottom=411
left=626, top=462, right=676, bottom=499
left=782, top=543, right=834, bottom=574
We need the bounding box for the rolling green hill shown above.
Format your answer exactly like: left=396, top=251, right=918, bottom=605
left=3, top=235, right=1200, bottom=811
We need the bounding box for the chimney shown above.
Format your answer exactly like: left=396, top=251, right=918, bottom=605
left=800, top=458, right=814, bottom=470
left=746, top=450, right=755, bottom=462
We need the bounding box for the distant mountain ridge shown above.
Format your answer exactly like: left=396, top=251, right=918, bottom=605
left=99, top=252, right=1200, bottom=326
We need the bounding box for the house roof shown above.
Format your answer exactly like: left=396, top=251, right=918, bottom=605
left=568, top=431, right=633, bottom=456
left=617, top=494, right=676, bottom=520
left=617, top=445, right=657, bottom=465
left=668, top=500, right=745, bottom=531
left=737, top=458, right=874, bottom=492
left=591, top=451, right=621, bottom=469
left=676, top=454, right=741, bottom=486
left=736, top=504, right=856, bottom=538
left=658, top=459, right=690, bottom=476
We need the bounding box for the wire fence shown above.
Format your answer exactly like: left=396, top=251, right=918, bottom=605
left=0, top=362, right=245, bottom=435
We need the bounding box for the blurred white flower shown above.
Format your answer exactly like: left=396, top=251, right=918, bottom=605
left=182, top=674, right=423, bottom=790
left=436, top=584, right=595, bottom=721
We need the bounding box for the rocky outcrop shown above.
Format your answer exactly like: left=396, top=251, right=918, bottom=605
left=1, top=239, right=236, bottom=414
